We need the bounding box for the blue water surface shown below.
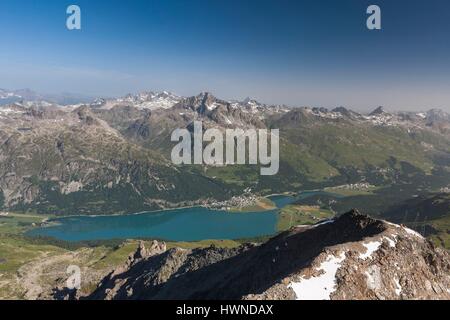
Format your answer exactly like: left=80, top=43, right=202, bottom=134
left=28, top=192, right=339, bottom=242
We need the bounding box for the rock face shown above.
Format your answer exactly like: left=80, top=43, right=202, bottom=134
left=86, top=211, right=450, bottom=300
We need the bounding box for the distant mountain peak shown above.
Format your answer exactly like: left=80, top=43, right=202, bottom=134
left=369, top=106, right=389, bottom=116
left=426, top=108, right=450, bottom=122
left=331, top=106, right=361, bottom=118
left=196, top=91, right=216, bottom=101
left=91, top=91, right=182, bottom=110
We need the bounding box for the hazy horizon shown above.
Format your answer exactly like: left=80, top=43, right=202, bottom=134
left=1, top=0, right=450, bottom=112
left=2, top=85, right=449, bottom=114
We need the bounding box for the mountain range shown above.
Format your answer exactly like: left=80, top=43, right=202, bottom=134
left=0, top=88, right=94, bottom=106
left=1, top=89, right=450, bottom=215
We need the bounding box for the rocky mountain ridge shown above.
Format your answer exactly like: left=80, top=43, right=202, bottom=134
left=83, top=211, right=450, bottom=300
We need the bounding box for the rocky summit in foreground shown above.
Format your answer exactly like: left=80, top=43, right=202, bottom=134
left=84, top=210, right=450, bottom=300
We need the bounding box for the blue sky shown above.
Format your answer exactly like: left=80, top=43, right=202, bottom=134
left=0, top=0, right=450, bottom=111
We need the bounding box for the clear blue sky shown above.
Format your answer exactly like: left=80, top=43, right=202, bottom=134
left=0, top=0, right=450, bottom=111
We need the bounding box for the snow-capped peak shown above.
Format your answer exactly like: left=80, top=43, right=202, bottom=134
left=91, top=91, right=182, bottom=110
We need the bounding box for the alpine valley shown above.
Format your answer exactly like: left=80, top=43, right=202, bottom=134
left=1, top=88, right=450, bottom=217
left=1, top=88, right=450, bottom=300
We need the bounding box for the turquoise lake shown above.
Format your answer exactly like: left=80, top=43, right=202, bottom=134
left=27, top=192, right=338, bottom=242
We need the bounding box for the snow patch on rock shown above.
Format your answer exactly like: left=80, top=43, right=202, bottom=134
left=365, top=265, right=382, bottom=291
left=359, top=241, right=382, bottom=260
left=313, top=219, right=335, bottom=227
left=288, top=252, right=346, bottom=300
left=403, top=227, right=424, bottom=239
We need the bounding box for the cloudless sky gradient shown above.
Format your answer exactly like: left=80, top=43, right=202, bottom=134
left=0, top=0, right=450, bottom=111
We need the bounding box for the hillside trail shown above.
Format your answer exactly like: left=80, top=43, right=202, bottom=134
left=16, top=249, right=90, bottom=299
